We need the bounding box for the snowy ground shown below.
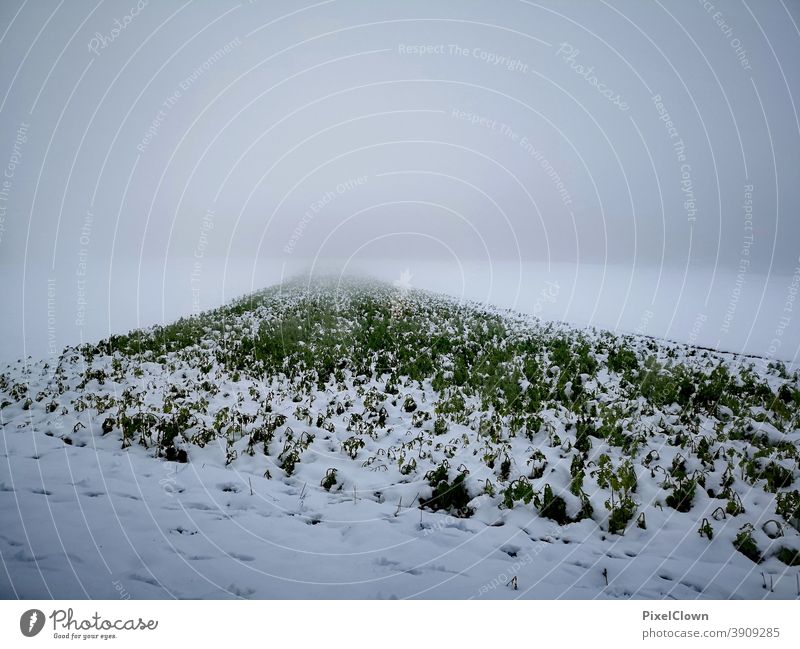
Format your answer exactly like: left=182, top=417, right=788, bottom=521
left=1, top=279, right=799, bottom=599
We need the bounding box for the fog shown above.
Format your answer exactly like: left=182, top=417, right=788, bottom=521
left=0, top=0, right=798, bottom=361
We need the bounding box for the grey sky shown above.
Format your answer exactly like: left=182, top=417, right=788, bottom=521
left=0, top=0, right=799, bottom=359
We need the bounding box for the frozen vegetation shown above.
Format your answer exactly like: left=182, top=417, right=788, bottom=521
left=1, top=278, right=799, bottom=598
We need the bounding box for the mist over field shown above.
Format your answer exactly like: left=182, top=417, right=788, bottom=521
left=1, top=0, right=800, bottom=605
left=0, top=0, right=798, bottom=363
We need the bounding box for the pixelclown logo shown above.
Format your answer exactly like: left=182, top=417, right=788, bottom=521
left=20, top=609, right=45, bottom=637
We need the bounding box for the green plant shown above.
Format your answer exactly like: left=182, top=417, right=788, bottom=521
left=758, top=462, right=793, bottom=492
left=733, top=524, right=761, bottom=563
left=279, top=446, right=301, bottom=476
left=698, top=517, right=713, bottom=540
left=776, top=547, right=800, bottom=567
left=670, top=454, right=687, bottom=480
left=570, top=470, right=585, bottom=497
left=321, top=468, right=337, bottom=491
left=342, top=436, right=365, bottom=459
left=607, top=346, right=638, bottom=374
left=535, top=484, right=569, bottom=525
left=527, top=450, right=547, bottom=479
left=597, top=456, right=637, bottom=496
left=569, top=454, right=585, bottom=496
left=502, top=477, right=535, bottom=509
left=726, top=493, right=745, bottom=516
left=499, top=456, right=511, bottom=482
left=420, top=462, right=472, bottom=517
left=776, top=490, right=800, bottom=522
left=576, top=494, right=594, bottom=521
left=607, top=495, right=636, bottom=535
left=666, top=478, right=696, bottom=513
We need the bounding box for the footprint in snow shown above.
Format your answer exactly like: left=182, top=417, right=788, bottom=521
left=115, top=492, right=141, bottom=501
left=170, top=526, right=198, bottom=535
left=183, top=501, right=217, bottom=511
left=219, top=483, right=241, bottom=493
left=679, top=580, right=703, bottom=594
left=227, top=584, right=256, bottom=598
left=128, top=573, right=161, bottom=587
left=12, top=548, right=47, bottom=563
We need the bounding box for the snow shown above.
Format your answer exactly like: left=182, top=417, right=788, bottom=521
left=1, top=279, right=799, bottom=599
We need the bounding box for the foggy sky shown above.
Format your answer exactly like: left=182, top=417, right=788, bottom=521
left=1, top=0, right=799, bottom=360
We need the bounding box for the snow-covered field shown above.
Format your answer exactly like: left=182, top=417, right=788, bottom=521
left=1, top=278, right=799, bottom=599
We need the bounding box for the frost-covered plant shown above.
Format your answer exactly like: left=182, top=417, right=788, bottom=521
left=776, top=547, right=800, bottom=566
left=342, top=436, right=365, bottom=459
left=666, top=478, right=696, bottom=513
left=535, top=484, right=569, bottom=525
left=733, top=524, right=761, bottom=563
left=420, top=461, right=472, bottom=517
left=775, top=490, right=800, bottom=524
left=502, top=477, right=535, bottom=509
left=527, top=450, right=547, bottom=479
left=321, top=468, right=337, bottom=491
